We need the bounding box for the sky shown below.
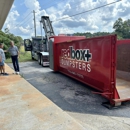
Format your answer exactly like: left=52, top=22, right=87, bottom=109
left=2, top=0, right=130, bottom=39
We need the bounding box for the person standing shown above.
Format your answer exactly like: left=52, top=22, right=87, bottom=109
left=8, top=41, right=20, bottom=75
left=0, top=43, right=8, bottom=76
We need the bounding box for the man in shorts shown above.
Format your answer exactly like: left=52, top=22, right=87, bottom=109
left=0, top=43, right=8, bottom=76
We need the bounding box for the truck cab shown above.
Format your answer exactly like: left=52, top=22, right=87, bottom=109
left=24, top=37, right=49, bottom=67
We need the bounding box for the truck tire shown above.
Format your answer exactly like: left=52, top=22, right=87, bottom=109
left=41, top=58, right=44, bottom=67
left=31, top=51, right=34, bottom=60
left=38, top=55, right=41, bottom=65
left=32, top=56, right=34, bottom=60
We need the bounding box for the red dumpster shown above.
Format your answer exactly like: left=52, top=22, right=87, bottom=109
left=49, top=36, right=86, bottom=70
left=49, top=35, right=130, bottom=106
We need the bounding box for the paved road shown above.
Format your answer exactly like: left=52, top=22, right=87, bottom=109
left=8, top=61, right=130, bottom=129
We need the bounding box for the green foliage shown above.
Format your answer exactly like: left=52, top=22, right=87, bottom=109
left=0, top=30, right=23, bottom=58
left=113, top=18, right=130, bottom=39
left=74, top=32, right=112, bottom=38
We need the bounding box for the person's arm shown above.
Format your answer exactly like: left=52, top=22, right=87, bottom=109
left=18, top=51, right=20, bottom=58
left=16, top=46, right=20, bottom=58
left=0, top=55, right=2, bottom=62
left=4, top=48, right=9, bottom=53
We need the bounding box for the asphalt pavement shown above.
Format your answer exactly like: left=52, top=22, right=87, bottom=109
left=8, top=61, right=130, bottom=130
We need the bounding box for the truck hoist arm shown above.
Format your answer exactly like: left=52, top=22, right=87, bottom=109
left=41, top=16, right=55, bottom=41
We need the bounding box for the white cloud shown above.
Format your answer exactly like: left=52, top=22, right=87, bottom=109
left=56, top=27, right=75, bottom=34
left=65, top=4, right=71, bottom=10
left=24, top=0, right=41, bottom=11
left=12, top=4, right=16, bottom=9
left=19, top=26, right=30, bottom=34
left=4, top=10, right=20, bottom=30
left=2, top=0, right=130, bottom=39
left=6, top=10, right=19, bottom=22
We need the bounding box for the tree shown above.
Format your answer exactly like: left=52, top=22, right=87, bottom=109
left=4, top=28, right=9, bottom=34
left=74, top=32, right=112, bottom=38
left=113, top=18, right=130, bottom=39
left=113, top=18, right=123, bottom=32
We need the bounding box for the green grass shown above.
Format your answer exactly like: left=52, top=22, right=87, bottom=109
left=6, top=46, right=32, bottom=63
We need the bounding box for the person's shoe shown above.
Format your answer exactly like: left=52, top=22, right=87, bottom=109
left=3, top=73, right=9, bottom=76
left=16, top=72, right=20, bottom=75
left=15, top=72, right=18, bottom=74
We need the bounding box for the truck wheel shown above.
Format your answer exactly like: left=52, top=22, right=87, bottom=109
left=32, top=56, right=34, bottom=60
left=31, top=52, right=34, bottom=60
left=41, top=59, right=44, bottom=67
left=38, top=55, right=41, bottom=65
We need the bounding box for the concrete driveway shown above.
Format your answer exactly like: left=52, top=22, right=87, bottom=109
left=0, top=64, right=94, bottom=130
left=8, top=61, right=130, bottom=130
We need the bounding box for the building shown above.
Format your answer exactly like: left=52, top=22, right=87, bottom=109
left=0, top=0, right=14, bottom=30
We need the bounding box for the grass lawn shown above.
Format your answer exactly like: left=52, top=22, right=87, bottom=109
left=6, top=46, right=32, bottom=63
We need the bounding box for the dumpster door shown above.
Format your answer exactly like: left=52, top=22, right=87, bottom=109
left=24, top=39, right=32, bottom=51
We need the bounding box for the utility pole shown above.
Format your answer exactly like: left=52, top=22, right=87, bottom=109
left=33, top=10, right=36, bottom=37
left=40, top=21, right=43, bottom=40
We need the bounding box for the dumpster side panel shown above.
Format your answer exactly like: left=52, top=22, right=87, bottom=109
left=55, top=35, right=117, bottom=100
left=50, top=36, right=86, bottom=44
left=49, top=36, right=86, bottom=71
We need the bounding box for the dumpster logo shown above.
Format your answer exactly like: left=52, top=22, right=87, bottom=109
left=70, top=47, right=92, bottom=62
left=60, top=46, right=92, bottom=72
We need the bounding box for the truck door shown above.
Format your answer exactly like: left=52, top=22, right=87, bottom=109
left=24, top=39, right=32, bottom=51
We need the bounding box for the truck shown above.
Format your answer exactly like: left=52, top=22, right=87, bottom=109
left=49, top=35, right=130, bottom=107
left=24, top=16, right=55, bottom=66
left=24, top=16, right=86, bottom=66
